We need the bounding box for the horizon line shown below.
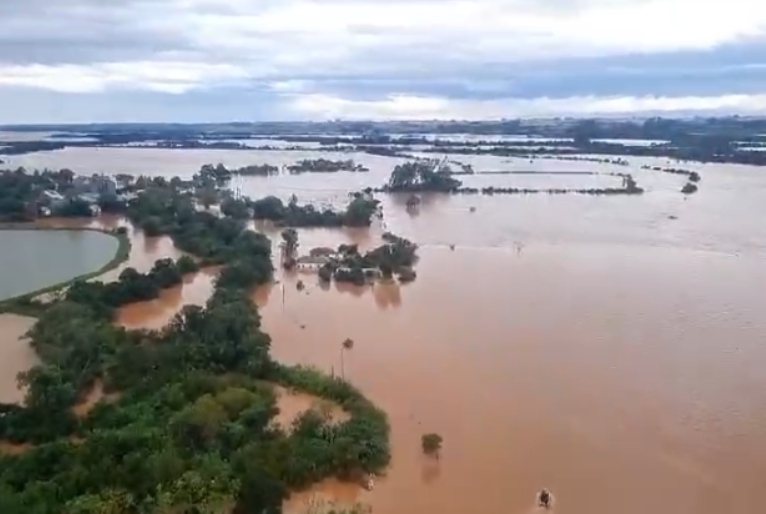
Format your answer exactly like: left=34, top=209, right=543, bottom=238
left=3, top=115, right=766, bottom=128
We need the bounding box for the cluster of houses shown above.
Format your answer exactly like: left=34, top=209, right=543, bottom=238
left=293, top=246, right=382, bottom=278
left=35, top=174, right=136, bottom=217
left=294, top=247, right=339, bottom=271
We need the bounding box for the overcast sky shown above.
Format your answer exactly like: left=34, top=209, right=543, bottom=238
left=2, top=0, right=766, bottom=122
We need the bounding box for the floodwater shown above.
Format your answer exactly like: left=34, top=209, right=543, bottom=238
left=272, top=385, right=350, bottom=430
left=2, top=147, right=766, bottom=513
left=0, top=314, right=37, bottom=404
left=0, top=228, right=119, bottom=301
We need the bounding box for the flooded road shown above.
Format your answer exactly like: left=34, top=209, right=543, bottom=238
left=2, top=148, right=766, bottom=513
left=0, top=314, right=38, bottom=404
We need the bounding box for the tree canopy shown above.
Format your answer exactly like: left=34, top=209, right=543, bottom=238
left=385, top=161, right=462, bottom=193
left=0, top=186, right=390, bottom=513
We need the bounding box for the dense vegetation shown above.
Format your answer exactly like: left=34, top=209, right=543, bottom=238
left=127, top=168, right=380, bottom=230
left=0, top=168, right=76, bottom=221
left=246, top=193, right=379, bottom=228
left=286, top=159, right=368, bottom=174
left=382, top=161, right=462, bottom=193
left=376, top=160, right=644, bottom=195
left=0, top=167, right=137, bottom=221
left=0, top=191, right=391, bottom=512
left=317, top=233, right=419, bottom=285
left=230, top=164, right=280, bottom=177
left=197, top=160, right=368, bottom=179
left=62, top=256, right=199, bottom=318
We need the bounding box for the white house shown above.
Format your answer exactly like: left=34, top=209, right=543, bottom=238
left=295, top=255, right=330, bottom=271
left=41, top=190, right=66, bottom=209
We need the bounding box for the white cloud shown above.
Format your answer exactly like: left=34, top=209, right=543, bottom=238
left=2, top=0, right=766, bottom=90
left=1, top=0, right=766, bottom=119
left=163, top=0, right=766, bottom=80
left=288, top=92, right=766, bottom=119
left=0, top=61, right=248, bottom=93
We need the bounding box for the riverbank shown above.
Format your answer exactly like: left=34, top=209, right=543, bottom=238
left=0, top=224, right=131, bottom=315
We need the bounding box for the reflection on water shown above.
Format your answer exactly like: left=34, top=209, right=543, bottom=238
left=420, top=455, right=441, bottom=485
left=1, top=149, right=766, bottom=513
left=372, top=281, right=402, bottom=310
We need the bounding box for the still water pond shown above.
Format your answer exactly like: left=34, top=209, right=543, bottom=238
left=0, top=229, right=118, bottom=301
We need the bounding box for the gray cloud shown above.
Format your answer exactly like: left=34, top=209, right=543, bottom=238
left=0, top=0, right=200, bottom=65
left=1, top=0, right=766, bottom=120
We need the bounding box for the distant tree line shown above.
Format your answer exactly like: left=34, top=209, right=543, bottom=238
left=7, top=116, right=766, bottom=167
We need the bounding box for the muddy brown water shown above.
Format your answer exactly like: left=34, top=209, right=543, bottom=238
left=272, top=385, right=350, bottom=430
left=0, top=313, right=38, bottom=404
left=2, top=149, right=766, bottom=513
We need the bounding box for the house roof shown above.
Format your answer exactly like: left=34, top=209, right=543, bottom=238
left=296, top=255, right=329, bottom=264
left=309, top=246, right=336, bottom=256
left=42, top=190, right=64, bottom=200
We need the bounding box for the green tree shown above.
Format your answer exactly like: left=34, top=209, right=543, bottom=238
left=176, top=255, right=200, bottom=275
left=281, top=228, right=299, bottom=258
left=64, top=489, right=136, bottom=514
left=421, top=433, right=443, bottom=456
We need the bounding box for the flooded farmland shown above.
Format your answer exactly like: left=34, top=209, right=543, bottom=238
left=1, top=145, right=766, bottom=513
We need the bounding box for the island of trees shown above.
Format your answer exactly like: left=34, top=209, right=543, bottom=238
left=375, top=160, right=645, bottom=196
left=195, top=160, right=370, bottom=179
left=229, top=164, right=280, bottom=176
left=286, top=159, right=369, bottom=174
left=0, top=181, right=391, bottom=512
left=281, top=230, right=418, bottom=285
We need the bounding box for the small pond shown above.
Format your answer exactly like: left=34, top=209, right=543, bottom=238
left=0, top=229, right=118, bottom=301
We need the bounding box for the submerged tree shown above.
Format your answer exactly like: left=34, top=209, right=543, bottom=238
left=281, top=228, right=299, bottom=257
left=386, top=161, right=461, bottom=192
left=421, top=433, right=443, bottom=457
